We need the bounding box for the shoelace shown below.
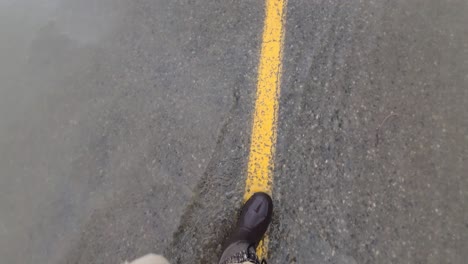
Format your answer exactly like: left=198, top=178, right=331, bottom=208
left=247, top=245, right=267, bottom=264
left=219, top=244, right=267, bottom=264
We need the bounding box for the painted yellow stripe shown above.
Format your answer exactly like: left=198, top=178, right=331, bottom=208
left=244, top=0, right=287, bottom=259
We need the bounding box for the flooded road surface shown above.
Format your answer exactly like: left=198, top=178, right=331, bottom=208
left=0, top=0, right=467, bottom=263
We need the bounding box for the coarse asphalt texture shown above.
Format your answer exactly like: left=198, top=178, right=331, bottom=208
left=0, top=0, right=467, bottom=263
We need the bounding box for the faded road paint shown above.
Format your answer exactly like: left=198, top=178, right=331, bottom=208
left=244, top=0, right=287, bottom=259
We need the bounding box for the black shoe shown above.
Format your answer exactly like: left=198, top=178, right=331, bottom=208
left=218, top=192, right=273, bottom=264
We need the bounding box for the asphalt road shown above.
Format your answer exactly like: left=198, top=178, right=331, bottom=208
left=0, top=0, right=467, bottom=264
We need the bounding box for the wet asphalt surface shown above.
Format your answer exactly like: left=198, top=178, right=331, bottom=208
left=0, top=0, right=467, bottom=264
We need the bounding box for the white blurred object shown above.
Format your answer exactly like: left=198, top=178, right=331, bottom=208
left=126, top=254, right=170, bottom=264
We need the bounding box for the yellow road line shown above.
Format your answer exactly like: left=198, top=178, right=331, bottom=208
left=244, top=0, right=287, bottom=259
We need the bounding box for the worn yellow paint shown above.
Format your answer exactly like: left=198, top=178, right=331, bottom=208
left=244, top=0, right=287, bottom=259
